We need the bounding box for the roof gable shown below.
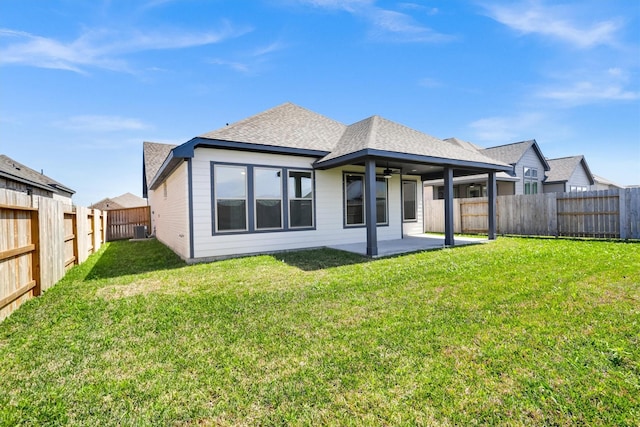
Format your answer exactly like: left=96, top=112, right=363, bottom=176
left=481, top=140, right=550, bottom=171
left=0, top=154, right=75, bottom=196
left=545, top=155, right=594, bottom=184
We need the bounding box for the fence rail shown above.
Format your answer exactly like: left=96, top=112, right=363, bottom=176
left=0, top=189, right=106, bottom=321
left=424, top=188, right=640, bottom=239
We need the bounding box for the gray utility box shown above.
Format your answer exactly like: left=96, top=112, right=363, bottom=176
left=133, top=226, right=147, bottom=239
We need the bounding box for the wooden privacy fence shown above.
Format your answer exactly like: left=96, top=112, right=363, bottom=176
left=106, top=206, right=151, bottom=241
left=424, top=188, right=640, bottom=239
left=0, top=189, right=106, bottom=321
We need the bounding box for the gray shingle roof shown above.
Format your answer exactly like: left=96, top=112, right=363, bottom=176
left=0, top=154, right=74, bottom=196
left=146, top=103, right=513, bottom=190
left=319, top=115, right=507, bottom=167
left=143, top=141, right=176, bottom=189
left=545, top=155, right=593, bottom=183
left=443, top=137, right=483, bottom=153
left=200, top=103, right=347, bottom=152
left=481, top=140, right=536, bottom=165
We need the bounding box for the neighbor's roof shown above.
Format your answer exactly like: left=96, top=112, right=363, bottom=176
left=481, top=140, right=550, bottom=171
left=545, top=155, right=594, bottom=184
left=146, top=103, right=512, bottom=190
left=90, top=192, right=147, bottom=210
left=593, top=174, right=624, bottom=188
left=0, top=154, right=75, bottom=196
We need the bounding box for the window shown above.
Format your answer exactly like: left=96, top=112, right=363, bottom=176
left=289, top=171, right=313, bottom=228
left=376, top=178, right=388, bottom=224
left=344, top=173, right=387, bottom=226
left=524, top=167, right=538, bottom=194
left=214, top=165, right=247, bottom=232
left=570, top=185, right=587, bottom=192
left=403, top=180, right=417, bottom=221
left=211, top=163, right=314, bottom=234
left=254, top=168, right=282, bottom=229
left=345, top=174, right=364, bottom=225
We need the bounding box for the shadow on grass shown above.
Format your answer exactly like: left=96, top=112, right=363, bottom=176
left=84, top=239, right=185, bottom=280
left=274, top=248, right=369, bottom=271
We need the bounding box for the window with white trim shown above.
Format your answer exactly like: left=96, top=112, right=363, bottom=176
left=214, top=165, right=247, bottom=232
left=569, top=185, right=587, bottom=192
left=344, top=173, right=387, bottom=226
left=254, top=168, right=283, bottom=230
left=524, top=167, right=538, bottom=194
left=288, top=170, right=314, bottom=228
left=402, top=180, right=417, bottom=221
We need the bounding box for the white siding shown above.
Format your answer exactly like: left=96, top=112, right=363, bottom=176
left=149, top=161, right=190, bottom=260
left=514, top=148, right=546, bottom=195
left=568, top=164, right=593, bottom=190
left=188, top=148, right=421, bottom=260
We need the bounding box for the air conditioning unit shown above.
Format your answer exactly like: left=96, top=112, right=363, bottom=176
left=133, top=226, right=147, bottom=239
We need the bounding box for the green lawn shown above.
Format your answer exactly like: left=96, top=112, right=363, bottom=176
left=1, top=238, right=638, bottom=426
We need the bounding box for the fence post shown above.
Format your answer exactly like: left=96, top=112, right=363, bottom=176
left=619, top=189, right=627, bottom=240
left=30, top=209, right=41, bottom=296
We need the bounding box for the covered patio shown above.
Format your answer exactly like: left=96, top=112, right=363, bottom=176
left=328, top=233, right=490, bottom=258
left=313, top=115, right=512, bottom=256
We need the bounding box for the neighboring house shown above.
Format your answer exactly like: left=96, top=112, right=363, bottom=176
left=593, top=174, right=624, bottom=191
left=543, top=155, right=595, bottom=193
left=0, top=154, right=75, bottom=203
left=143, top=103, right=510, bottom=261
left=425, top=139, right=548, bottom=199
left=89, top=192, right=147, bottom=210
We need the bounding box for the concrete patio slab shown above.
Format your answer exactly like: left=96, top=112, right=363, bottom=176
left=328, top=233, right=489, bottom=257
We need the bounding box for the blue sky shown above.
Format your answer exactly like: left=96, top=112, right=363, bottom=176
left=1, top=0, right=639, bottom=206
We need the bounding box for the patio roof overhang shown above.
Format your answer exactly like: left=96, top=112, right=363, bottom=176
left=312, top=148, right=513, bottom=180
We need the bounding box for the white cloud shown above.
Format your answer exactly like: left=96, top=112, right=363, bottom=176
left=209, top=39, right=288, bottom=74
left=208, top=58, right=251, bottom=73
left=418, top=77, right=443, bottom=88
left=55, top=115, right=152, bottom=132
left=537, top=67, right=640, bottom=105
left=295, top=0, right=452, bottom=43
left=482, top=1, right=623, bottom=48
left=0, top=23, right=251, bottom=73
left=469, top=112, right=545, bottom=142
left=539, top=82, right=640, bottom=103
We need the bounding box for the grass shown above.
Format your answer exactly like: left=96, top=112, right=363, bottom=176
left=0, top=238, right=638, bottom=426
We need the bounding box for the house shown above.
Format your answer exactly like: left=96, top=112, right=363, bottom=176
left=89, top=192, right=147, bottom=210
left=0, top=154, right=75, bottom=203
left=543, top=155, right=595, bottom=193
left=143, top=103, right=510, bottom=261
left=593, top=174, right=624, bottom=191
left=425, top=139, right=548, bottom=199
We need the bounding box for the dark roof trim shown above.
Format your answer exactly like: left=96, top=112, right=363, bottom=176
left=193, top=137, right=330, bottom=157
left=50, top=183, right=76, bottom=195
left=313, top=148, right=514, bottom=173
left=0, top=170, right=54, bottom=193
left=530, top=140, right=551, bottom=172
left=148, top=137, right=330, bottom=190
